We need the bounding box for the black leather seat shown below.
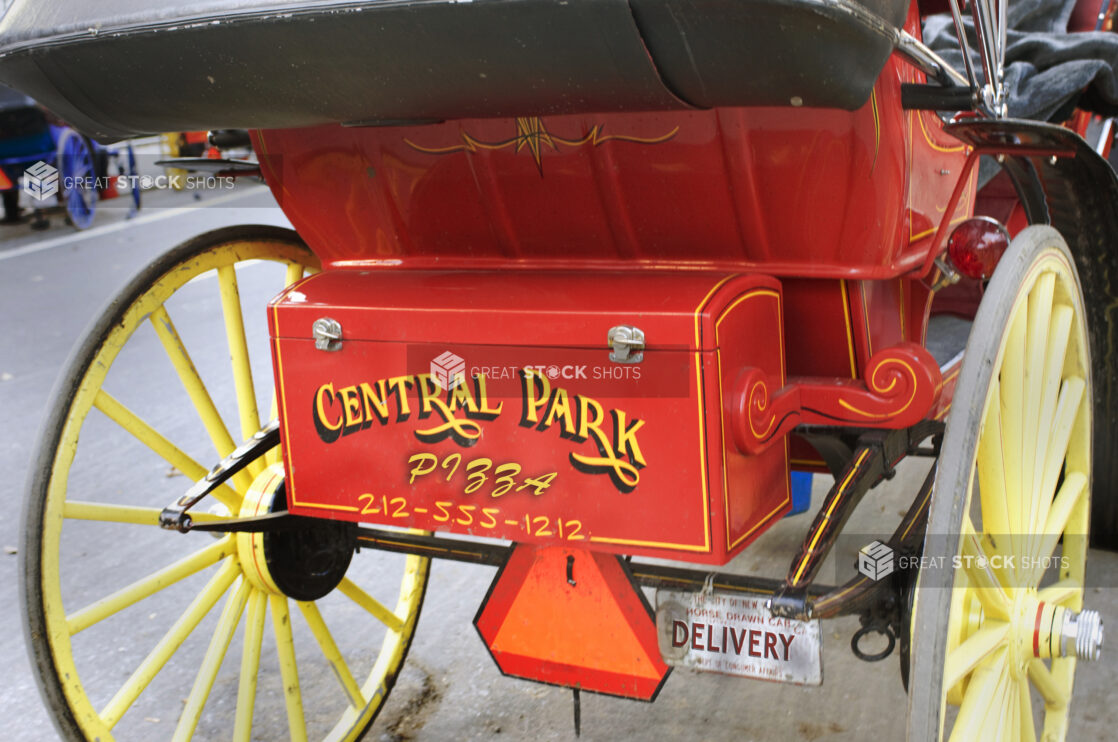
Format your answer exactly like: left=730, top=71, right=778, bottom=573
left=0, top=0, right=908, bottom=142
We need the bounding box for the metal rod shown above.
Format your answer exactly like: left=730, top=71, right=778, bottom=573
left=895, top=30, right=970, bottom=88
left=971, top=0, right=996, bottom=86
left=352, top=527, right=843, bottom=598
left=627, top=562, right=835, bottom=598
left=998, top=0, right=1008, bottom=79
left=160, top=420, right=281, bottom=532
left=573, top=688, right=581, bottom=738
left=811, top=464, right=936, bottom=619
left=784, top=437, right=893, bottom=589
left=768, top=422, right=941, bottom=619
left=947, top=0, right=980, bottom=92
left=355, top=527, right=510, bottom=566
left=970, top=0, right=1006, bottom=114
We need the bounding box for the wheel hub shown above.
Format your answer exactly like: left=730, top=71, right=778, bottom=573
left=1029, top=598, right=1104, bottom=662
left=1007, top=590, right=1035, bottom=675
left=236, top=463, right=356, bottom=601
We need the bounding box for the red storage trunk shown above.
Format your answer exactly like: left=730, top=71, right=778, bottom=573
left=270, top=270, right=791, bottom=564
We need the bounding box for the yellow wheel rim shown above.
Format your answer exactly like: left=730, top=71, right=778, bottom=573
left=27, top=227, right=429, bottom=741
left=912, top=227, right=1092, bottom=742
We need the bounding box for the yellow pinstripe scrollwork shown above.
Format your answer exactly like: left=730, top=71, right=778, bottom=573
left=405, top=117, right=679, bottom=174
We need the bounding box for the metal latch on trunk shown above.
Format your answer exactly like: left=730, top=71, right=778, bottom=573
left=312, top=317, right=343, bottom=351
left=607, top=325, right=645, bottom=363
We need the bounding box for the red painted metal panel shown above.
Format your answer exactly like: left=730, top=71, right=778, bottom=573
left=253, top=10, right=971, bottom=283
left=249, top=10, right=980, bottom=463
left=270, top=270, right=789, bottom=564
left=256, top=97, right=911, bottom=276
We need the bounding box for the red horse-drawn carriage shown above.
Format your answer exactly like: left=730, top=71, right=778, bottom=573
left=2, top=0, right=1114, bottom=739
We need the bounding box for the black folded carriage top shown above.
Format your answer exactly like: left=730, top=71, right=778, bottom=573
left=0, top=0, right=908, bottom=142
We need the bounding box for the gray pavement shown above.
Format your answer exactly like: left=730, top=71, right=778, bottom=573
left=1, top=184, right=1114, bottom=741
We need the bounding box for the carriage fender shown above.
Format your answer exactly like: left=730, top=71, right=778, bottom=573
left=946, top=117, right=1118, bottom=547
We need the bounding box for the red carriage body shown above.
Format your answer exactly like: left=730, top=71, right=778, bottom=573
left=255, top=17, right=970, bottom=562
left=247, top=20, right=980, bottom=694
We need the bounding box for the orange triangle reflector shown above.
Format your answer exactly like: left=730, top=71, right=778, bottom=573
left=475, top=545, right=670, bottom=700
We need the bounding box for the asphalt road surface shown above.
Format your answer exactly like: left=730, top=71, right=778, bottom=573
left=1, top=184, right=1115, bottom=741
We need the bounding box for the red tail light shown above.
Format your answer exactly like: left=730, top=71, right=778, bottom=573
left=946, top=217, right=1010, bottom=280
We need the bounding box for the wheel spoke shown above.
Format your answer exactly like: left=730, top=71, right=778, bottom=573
left=1005, top=668, right=1021, bottom=740
left=1018, top=374, right=1085, bottom=585
left=1049, top=656, right=1077, bottom=718
left=1041, top=472, right=1089, bottom=543
left=100, top=557, right=240, bottom=729
left=999, top=304, right=1028, bottom=533
left=63, top=500, right=231, bottom=527
left=67, top=539, right=234, bottom=635
left=234, top=590, right=268, bottom=742
left=258, top=261, right=306, bottom=471
left=961, top=519, right=1011, bottom=618
left=265, top=393, right=281, bottom=467
left=978, top=658, right=1015, bottom=739
left=950, top=648, right=1009, bottom=740
left=977, top=376, right=1013, bottom=554
left=1028, top=658, right=1070, bottom=709
left=284, top=261, right=305, bottom=288
left=1021, top=274, right=1055, bottom=552
left=944, top=621, right=1010, bottom=693
left=1037, top=578, right=1081, bottom=607
left=270, top=595, right=308, bottom=742
left=1027, top=303, right=1072, bottom=556
left=173, top=578, right=252, bottom=742
left=297, top=601, right=367, bottom=709
left=93, top=390, right=240, bottom=510
left=1031, top=472, right=1088, bottom=584
left=149, top=305, right=253, bottom=494
left=217, top=265, right=263, bottom=480
left=1019, top=675, right=1038, bottom=742
left=1036, top=376, right=1086, bottom=537
left=337, top=577, right=404, bottom=633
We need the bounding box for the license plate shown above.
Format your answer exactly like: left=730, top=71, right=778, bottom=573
left=655, top=589, right=823, bottom=685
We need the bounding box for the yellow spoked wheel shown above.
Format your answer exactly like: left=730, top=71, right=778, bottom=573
left=907, top=226, right=1102, bottom=741
left=22, top=226, right=429, bottom=741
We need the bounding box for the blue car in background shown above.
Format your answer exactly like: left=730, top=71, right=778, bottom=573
left=0, top=83, right=138, bottom=229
